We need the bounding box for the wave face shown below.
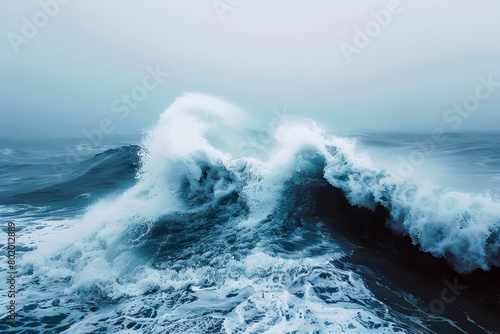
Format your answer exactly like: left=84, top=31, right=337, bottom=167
left=0, top=145, right=140, bottom=206
left=2, top=93, right=500, bottom=333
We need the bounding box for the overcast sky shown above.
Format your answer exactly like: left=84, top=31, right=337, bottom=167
left=1, top=0, right=499, bottom=139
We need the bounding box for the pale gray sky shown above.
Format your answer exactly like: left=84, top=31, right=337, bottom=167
left=1, top=0, right=499, bottom=138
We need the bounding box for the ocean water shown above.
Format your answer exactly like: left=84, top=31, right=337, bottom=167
left=1, top=93, right=499, bottom=333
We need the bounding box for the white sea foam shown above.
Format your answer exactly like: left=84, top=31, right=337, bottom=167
left=12, top=93, right=499, bottom=332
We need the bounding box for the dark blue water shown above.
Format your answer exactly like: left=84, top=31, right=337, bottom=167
left=1, top=126, right=499, bottom=333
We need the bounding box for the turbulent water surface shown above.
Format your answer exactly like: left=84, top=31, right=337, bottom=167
left=1, top=94, right=499, bottom=333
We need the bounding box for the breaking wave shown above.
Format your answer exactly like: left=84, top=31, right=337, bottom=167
left=6, top=93, right=500, bottom=333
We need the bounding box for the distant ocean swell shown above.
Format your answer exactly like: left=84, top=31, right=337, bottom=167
left=1, top=93, right=499, bottom=333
